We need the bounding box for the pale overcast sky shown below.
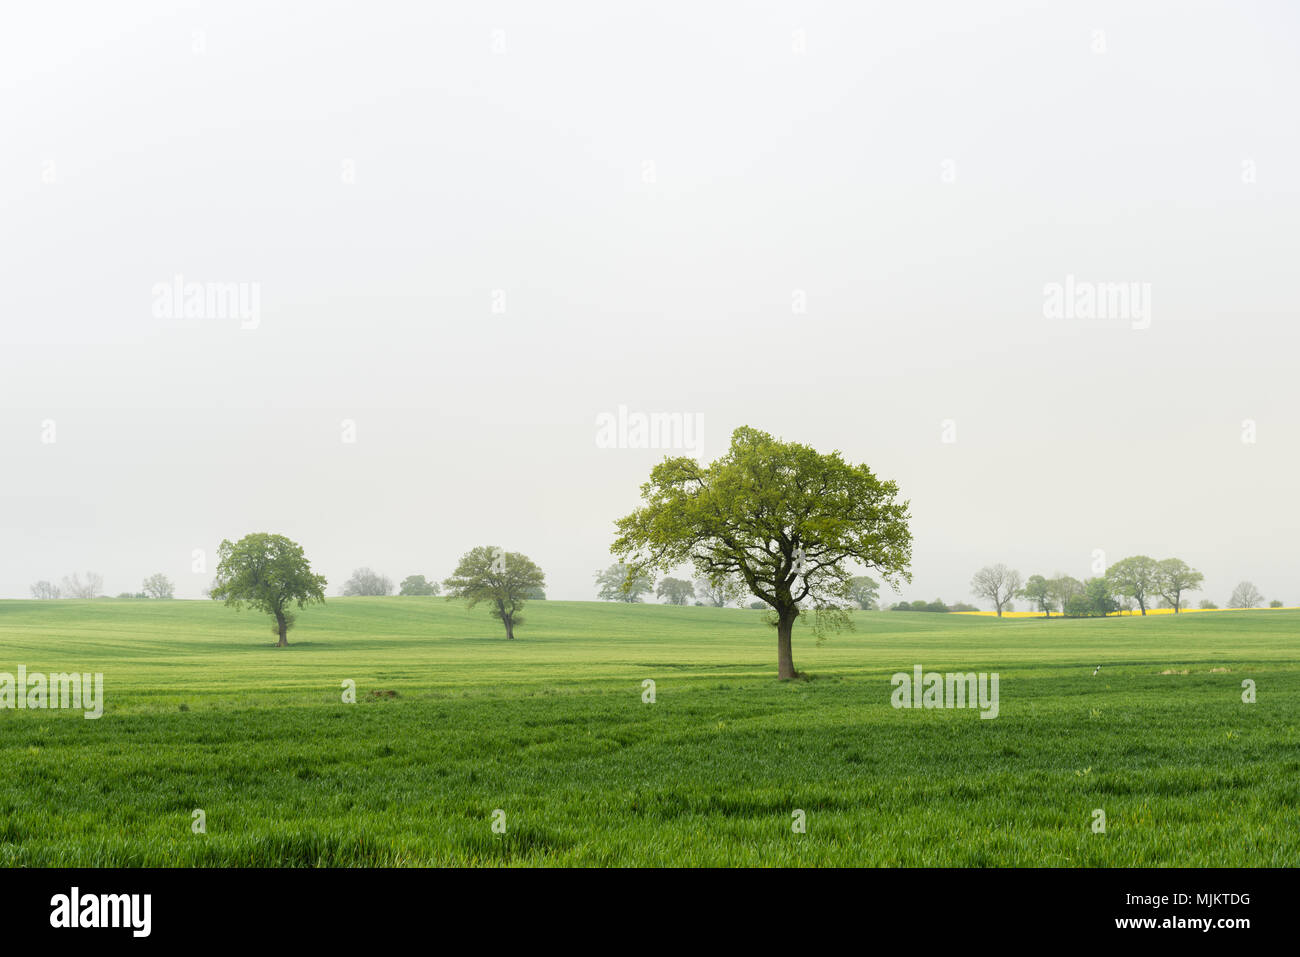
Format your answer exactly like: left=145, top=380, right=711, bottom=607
left=1, top=1, right=1297, bottom=607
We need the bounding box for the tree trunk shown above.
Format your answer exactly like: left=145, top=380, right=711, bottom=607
left=777, top=614, right=796, bottom=680
left=504, top=616, right=515, bottom=640
left=275, top=611, right=288, bottom=647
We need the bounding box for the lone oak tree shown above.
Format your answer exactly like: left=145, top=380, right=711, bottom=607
left=970, top=564, right=1023, bottom=617
left=210, top=533, right=327, bottom=646
left=443, top=546, right=545, bottom=640
left=612, top=426, right=912, bottom=679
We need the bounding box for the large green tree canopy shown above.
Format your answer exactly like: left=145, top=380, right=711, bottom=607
left=443, top=546, right=545, bottom=640
left=209, top=533, right=327, bottom=646
left=612, top=426, right=912, bottom=678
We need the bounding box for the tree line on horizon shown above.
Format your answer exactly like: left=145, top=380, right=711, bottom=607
left=25, top=556, right=1285, bottom=621
left=30, top=572, right=175, bottom=601
left=969, top=560, right=1280, bottom=617
left=17, top=427, right=1292, bottom=677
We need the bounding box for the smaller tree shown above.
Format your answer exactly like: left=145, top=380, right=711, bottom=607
left=1047, top=574, right=1084, bottom=615
left=1062, top=595, right=1089, bottom=617
left=1227, top=581, right=1263, bottom=609
left=1154, top=558, right=1202, bottom=613
left=655, top=577, right=695, bottom=605
left=1065, top=578, right=1117, bottom=617
left=1105, top=555, right=1159, bottom=615
left=399, top=574, right=440, bottom=596
left=30, top=581, right=61, bottom=600
left=595, top=563, right=654, bottom=602
left=1268, top=599, right=1283, bottom=608
left=341, top=567, right=393, bottom=597
left=694, top=575, right=742, bottom=607
left=62, top=572, right=103, bottom=599
left=1084, top=577, right=1119, bottom=617
left=1198, top=599, right=1218, bottom=610
left=143, top=573, right=175, bottom=599
left=443, top=546, right=546, bottom=640
left=210, top=533, right=327, bottom=646
left=970, top=564, right=1023, bottom=617
left=1021, top=574, right=1056, bottom=617
left=847, top=576, right=880, bottom=610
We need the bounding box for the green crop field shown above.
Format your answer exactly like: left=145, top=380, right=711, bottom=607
left=0, top=598, right=1295, bottom=867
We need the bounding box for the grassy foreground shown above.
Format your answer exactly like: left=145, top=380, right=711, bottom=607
left=0, top=598, right=1295, bottom=866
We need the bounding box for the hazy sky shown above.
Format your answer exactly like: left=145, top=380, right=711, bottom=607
left=2, top=1, right=1297, bottom=608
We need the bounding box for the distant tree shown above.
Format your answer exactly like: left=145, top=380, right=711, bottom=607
left=1084, top=577, right=1118, bottom=617
left=1063, top=596, right=1089, bottom=617
left=1198, top=600, right=1219, bottom=610
left=1021, top=574, right=1056, bottom=617
left=595, top=563, right=654, bottom=602
left=948, top=602, right=980, bottom=612
left=655, top=577, right=695, bottom=605
left=142, top=573, right=175, bottom=599
left=889, top=599, right=952, bottom=613
left=1047, top=574, right=1084, bottom=615
left=694, top=575, right=741, bottom=607
left=398, top=574, right=440, bottom=596
left=970, top=564, right=1022, bottom=617
left=524, top=585, right=546, bottom=600
left=749, top=601, right=766, bottom=610
left=611, top=426, right=912, bottom=679
left=116, top=591, right=147, bottom=599
left=30, top=581, right=61, bottom=600
left=1105, top=556, right=1160, bottom=615
left=61, top=572, right=103, bottom=599
left=1268, top=599, right=1283, bottom=608
left=1227, top=581, right=1263, bottom=609
left=1154, top=558, right=1202, bottom=613
left=847, top=576, right=880, bottom=610
left=1064, top=577, right=1117, bottom=617
left=341, top=567, right=393, bottom=597
left=210, top=533, right=328, bottom=647
left=443, top=546, right=545, bottom=640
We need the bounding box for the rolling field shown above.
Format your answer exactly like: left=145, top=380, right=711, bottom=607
left=0, top=598, right=1296, bottom=866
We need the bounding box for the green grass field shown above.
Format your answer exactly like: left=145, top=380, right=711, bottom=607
left=0, top=598, right=1295, bottom=866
